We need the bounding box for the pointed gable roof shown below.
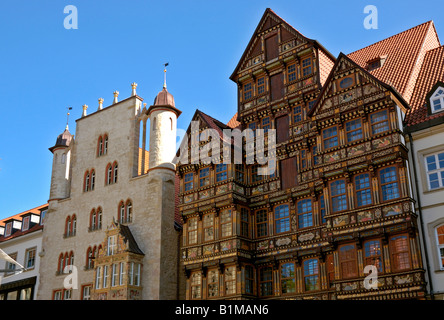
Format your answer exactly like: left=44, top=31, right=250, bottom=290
left=230, top=8, right=334, bottom=81
left=347, top=21, right=440, bottom=104
left=405, top=45, right=444, bottom=130
left=308, top=52, right=409, bottom=118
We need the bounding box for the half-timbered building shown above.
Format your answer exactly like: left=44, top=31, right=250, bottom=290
left=177, top=8, right=433, bottom=300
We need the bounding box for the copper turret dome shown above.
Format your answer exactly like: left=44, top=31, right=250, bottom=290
left=153, top=87, right=175, bottom=107
left=49, top=127, right=73, bottom=153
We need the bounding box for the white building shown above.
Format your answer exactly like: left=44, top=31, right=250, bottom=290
left=0, top=204, right=48, bottom=300
left=405, top=46, right=444, bottom=300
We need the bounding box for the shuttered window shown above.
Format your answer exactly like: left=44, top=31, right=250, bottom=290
left=280, top=157, right=297, bottom=189
left=276, top=115, right=289, bottom=143
left=270, top=73, right=284, bottom=101
left=265, top=35, right=278, bottom=61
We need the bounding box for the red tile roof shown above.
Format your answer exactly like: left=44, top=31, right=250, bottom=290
left=227, top=113, right=241, bottom=129
left=405, top=45, right=444, bottom=127
left=0, top=204, right=47, bottom=242
left=348, top=21, right=440, bottom=104
left=0, top=204, right=48, bottom=226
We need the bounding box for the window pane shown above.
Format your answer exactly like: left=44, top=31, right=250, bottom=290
left=297, top=199, right=313, bottom=228
left=355, top=174, right=372, bottom=206
left=275, top=205, right=290, bottom=233
left=426, top=155, right=437, bottom=171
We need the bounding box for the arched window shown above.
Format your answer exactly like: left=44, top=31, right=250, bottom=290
left=153, top=117, right=157, bottom=130
left=106, top=164, right=112, bottom=185
left=90, top=170, right=95, bottom=191
left=97, top=207, right=103, bottom=229
left=86, top=247, right=93, bottom=269
left=58, top=253, right=64, bottom=274
left=113, top=162, right=118, bottom=184
left=436, top=225, right=444, bottom=270
left=84, top=172, right=90, bottom=192
left=61, top=153, right=66, bottom=164
left=71, top=215, right=77, bottom=236
left=118, top=201, right=125, bottom=223
left=103, top=135, right=108, bottom=155
left=126, top=200, right=132, bottom=223
left=90, top=209, right=96, bottom=231
left=170, top=117, right=173, bottom=131
left=65, top=216, right=71, bottom=237
left=98, top=136, right=103, bottom=156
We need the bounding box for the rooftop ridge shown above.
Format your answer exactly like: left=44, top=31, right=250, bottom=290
left=347, top=20, right=434, bottom=56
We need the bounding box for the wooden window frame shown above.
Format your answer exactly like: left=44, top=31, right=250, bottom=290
left=255, top=209, right=268, bottom=238
left=345, top=118, right=363, bottom=143
left=370, top=110, right=390, bottom=135
left=379, top=166, right=400, bottom=202
left=220, top=209, right=233, bottom=238
left=190, top=272, right=202, bottom=300
left=257, top=76, right=266, bottom=95
left=262, top=117, right=271, bottom=133
left=280, top=262, right=296, bottom=295
left=339, top=244, right=358, bottom=279
left=435, top=225, right=444, bottom=270
left=207, top=269, right=219, bottom=298
left=303, top=259, right=320, bottom=292
left=215, top=163, right=228, bottom=182
left=224, top=265, right=236, bottom=296
left=364, top=239, right=384, bottom=273
left=297, top=198, right=313, bottom=229
left=187, top=217, right=198, bottom=245
left=389, top=234, right=412, bottom=272
left=322, top=126, right=339, bottom=150
left=243, top=82, right=253, bottom=101
left=235, top=164, right=244, bottom=183
left=293, top=105, right=303, bottom=124
left=274, top=204, right=290, bottom=234
left=199, top=167, right=210, bottom=188
left=301, top=56, right=313, bottom=77
left=287, top=63, right=297, bottom=82
left=240, top=207, right=250, bottom=238
left=184, top=172, right=194, bottom=191
left=203, top=213, right=214, bottom=242
left=355, top=173, right=373, bottom=207
left=330, top=179, right=348, bottom=213
left=259, top=266, right=273, bottom=297
left=244, top=265, right=254, bottom=295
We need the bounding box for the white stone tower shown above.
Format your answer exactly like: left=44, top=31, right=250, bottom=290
left=48, top=125, right=73, bottom=201
left=147, top=82, right=181, bottom=168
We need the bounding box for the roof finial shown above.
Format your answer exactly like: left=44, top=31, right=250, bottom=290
left=113, top=91, right=119, bottom=104
left=66, top=107, right=72, bottom=130
left=131, top=82, right=138, bottom=96
left=163, top=62, right=169, bottom=89
left=82, top=104, right=88, bottom=117
left=98, top=98, right=104, bottom=110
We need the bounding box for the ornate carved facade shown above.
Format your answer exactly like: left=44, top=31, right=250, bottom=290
left=176, top=9, right=426, bottom=300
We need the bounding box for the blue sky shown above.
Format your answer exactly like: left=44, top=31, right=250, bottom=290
left=0, top=0, right=443, bottom=219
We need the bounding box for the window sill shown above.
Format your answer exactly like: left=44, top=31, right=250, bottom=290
left=423, top=186, right=444, bottom=194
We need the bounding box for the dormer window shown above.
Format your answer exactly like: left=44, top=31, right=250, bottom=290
left=5, top=222, right=12, bottom=237
left=430, top=87, right=444, bottom=114
left=366, top=55, right=387, bottom=71
left=22, top=216, right=30, bottom=231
